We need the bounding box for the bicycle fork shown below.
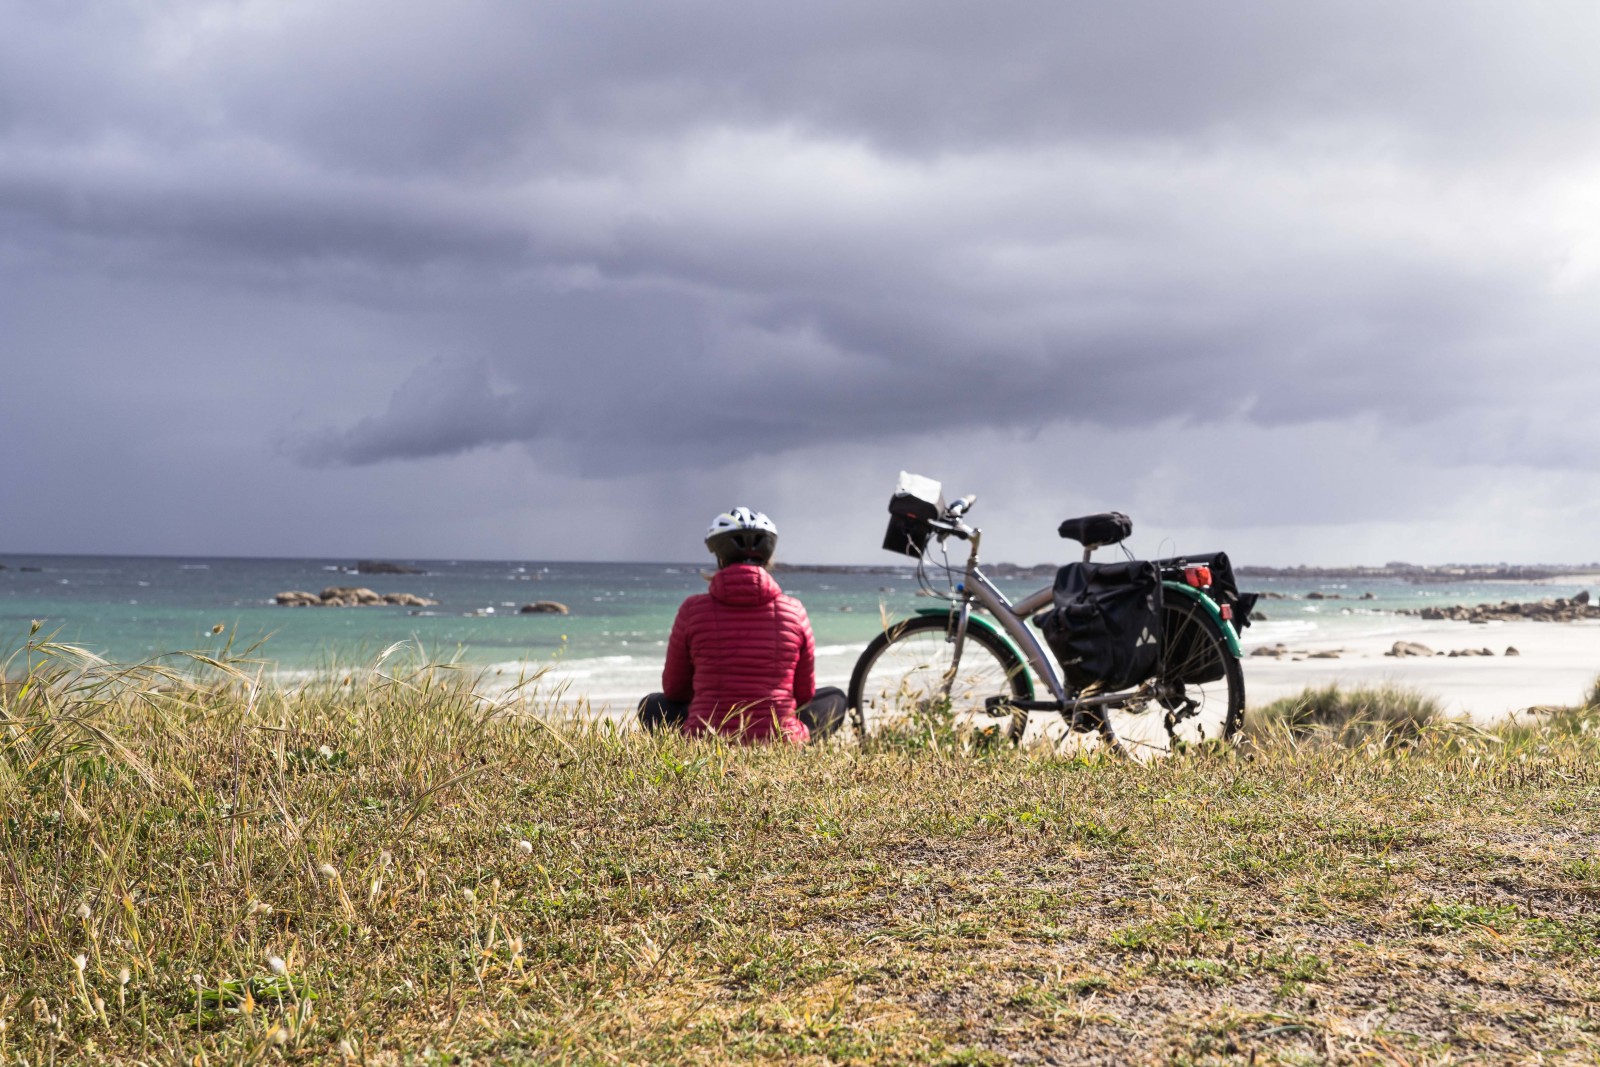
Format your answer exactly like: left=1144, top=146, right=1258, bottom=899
left=939, top=599, right=972, bottom=699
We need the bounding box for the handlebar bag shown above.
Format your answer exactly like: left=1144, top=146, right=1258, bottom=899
left=881, top=471, right=946, bottom=557
left=1033, top=560, right=1163, bottom=692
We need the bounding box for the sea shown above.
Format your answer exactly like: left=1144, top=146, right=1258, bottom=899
left=3, top=554, right=1594, bottom=711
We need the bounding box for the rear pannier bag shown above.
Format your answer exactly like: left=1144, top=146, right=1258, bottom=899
left=1033, top=560, right=1164, bottom=692
left=1152, top=551, right=1257, bottom=684
left=1152, top=551, right=1260, bottom=633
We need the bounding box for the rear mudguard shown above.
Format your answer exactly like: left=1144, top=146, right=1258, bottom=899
left=1162, top=582, right=1244, bottom=658
left=913, top=606, right=1037, bottom=698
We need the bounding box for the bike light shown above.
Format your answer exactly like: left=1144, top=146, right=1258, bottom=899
left=1183, top=566, right=1212, bottom=588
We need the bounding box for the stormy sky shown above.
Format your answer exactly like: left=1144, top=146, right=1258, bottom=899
left=4, top=1, right=1599, bottom=566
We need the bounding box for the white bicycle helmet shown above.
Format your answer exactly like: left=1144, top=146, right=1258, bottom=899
left=705, top=507, right=779, bottom=567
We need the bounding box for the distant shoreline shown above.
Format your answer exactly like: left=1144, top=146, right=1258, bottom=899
left=1234, top=563, right=1600, bottom=582
left=775, top=560, right=1600, bottom=583
left=7, top=554, right=1600, bottom=581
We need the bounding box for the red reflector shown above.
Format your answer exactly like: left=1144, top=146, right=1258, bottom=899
left=1219, top=603, right=1233, bottom=620
left=1184, top=566, right=1212, bottom=588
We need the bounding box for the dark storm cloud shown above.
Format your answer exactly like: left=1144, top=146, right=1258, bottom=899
left=5, top=0, right=1600, bottom=523
left=291, top=358, right=523, bottom=467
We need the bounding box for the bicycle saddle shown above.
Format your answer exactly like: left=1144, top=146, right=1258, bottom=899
left=1057, top=512, right=1132, bottom=547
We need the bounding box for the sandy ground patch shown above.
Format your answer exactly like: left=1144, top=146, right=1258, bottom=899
left=1242, top=618, right=1600, bottom=720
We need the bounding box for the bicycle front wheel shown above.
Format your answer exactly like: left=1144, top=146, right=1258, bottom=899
left=847, top=614, right=1033, bottom=743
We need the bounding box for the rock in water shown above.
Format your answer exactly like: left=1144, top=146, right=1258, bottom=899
left=322, top=586, right=383, bottom=604
left=356, top=560, right=424, bottom=574
left=275, top=587, right=436, bottom=607
left=382, top=593, right=437, bottom=607
left=519, top=601, right=570, bottom=615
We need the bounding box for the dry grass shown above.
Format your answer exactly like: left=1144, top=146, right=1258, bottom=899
left=5, top=636, right=1600, bottom=1065
left=1248, top=683, right=1446, bottom=746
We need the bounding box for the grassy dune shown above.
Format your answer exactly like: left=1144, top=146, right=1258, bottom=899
left=4, top=640, right=1600, bottom=1065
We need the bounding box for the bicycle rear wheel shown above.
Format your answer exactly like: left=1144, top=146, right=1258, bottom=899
left=1151, top=594, right=1245, bottom=749
left=1050, top=596, right=1243, bottom=758
left=847, top=614, right=1033, bottom=744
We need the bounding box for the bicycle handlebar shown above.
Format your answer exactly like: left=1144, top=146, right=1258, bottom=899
left=947, top=494, right=976, bottom=517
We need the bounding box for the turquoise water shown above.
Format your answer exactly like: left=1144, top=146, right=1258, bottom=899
left=3, top=554, right=1594, bottom=707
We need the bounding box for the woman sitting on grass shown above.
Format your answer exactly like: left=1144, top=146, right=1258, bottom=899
left=638, top=508, right=846, bottom=744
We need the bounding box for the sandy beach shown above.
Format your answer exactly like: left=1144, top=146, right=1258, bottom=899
left=1241, top=617, right=1600, bottom=721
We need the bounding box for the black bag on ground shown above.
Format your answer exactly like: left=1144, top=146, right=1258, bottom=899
left=1034, top=561, right=1163, bottom=692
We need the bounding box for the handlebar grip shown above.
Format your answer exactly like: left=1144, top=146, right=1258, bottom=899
left=948, top=494, right=977, bottom=517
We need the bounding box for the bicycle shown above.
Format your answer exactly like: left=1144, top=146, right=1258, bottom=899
left=846, top=484, right=1246, bottom=757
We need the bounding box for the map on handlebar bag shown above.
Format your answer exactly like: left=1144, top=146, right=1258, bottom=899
left=1033, top=560, right=1165, bottom=692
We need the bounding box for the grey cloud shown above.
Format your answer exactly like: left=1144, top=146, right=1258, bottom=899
left=6, top=0, right=1600, bottom=563
left=292, top=358, right=524, bottom=467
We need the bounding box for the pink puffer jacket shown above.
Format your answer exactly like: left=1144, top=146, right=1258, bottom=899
left=662, top=564, right=816, bottom=744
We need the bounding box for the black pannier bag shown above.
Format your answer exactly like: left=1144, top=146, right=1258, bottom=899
left=1152, top=551, right=1257, bottom=684
left=1033, top=560, right=1164, bottom=692
left=882, top=471, right=945, bottom=557
left=1152, top=551, right=1259, bottom=633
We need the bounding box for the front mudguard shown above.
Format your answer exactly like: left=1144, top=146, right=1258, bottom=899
left=912, top=606, right=1037, bottom=699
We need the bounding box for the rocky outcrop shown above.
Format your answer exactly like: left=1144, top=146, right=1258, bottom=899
left=275, top=586, right=437, bottom=607
left=1388, top=641, right=1435, bottom=657
left=356, top=560, right=424, bottom=574
left=519, top=601, right=569, bottom=615
left=1398, top=595, right=1600, bottom=623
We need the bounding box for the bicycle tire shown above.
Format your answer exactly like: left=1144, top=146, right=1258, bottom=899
left=1152, top=594, right=1245, bottom=748
left=847, top=615, right=1033, bottom=743
left=1024, top=594, right=1244, bottom=757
